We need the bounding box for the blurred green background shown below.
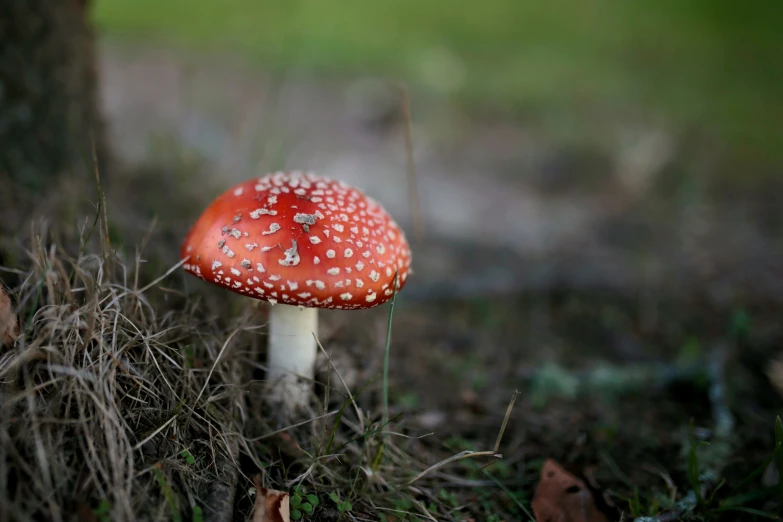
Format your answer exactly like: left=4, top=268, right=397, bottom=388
left=95, top=0, right=783, bottom=164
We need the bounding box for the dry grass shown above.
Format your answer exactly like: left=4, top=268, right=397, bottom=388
left=0, top=192, right=527, bottom=521
left=1, top=167, right=782, bottom=521
left=0, top=218, right=247, bottom=520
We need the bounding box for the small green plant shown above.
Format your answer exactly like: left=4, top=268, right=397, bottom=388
left=687, top=422, right=710, bottom=505
left=730, top=307, right=750, bottom=338
left=153, top=465, right=182, bottom=522
left=180, top=448, right=196, bottom=466
left=290, top=485, right=319, bottom=521
left=329, top=491, right=353, bottom=518
left=438, top=488, right=460, bottom=508
left=92, top=499, right=112, bottom=522
left=191, top=505, right=203, bottom=522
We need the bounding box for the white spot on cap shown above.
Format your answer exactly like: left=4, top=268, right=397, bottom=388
left=231, top=268, right=241, bottom=276
left=250, top=208, right=276, bottom=219
left=332, top=224, right=345, bottom=233
left=278, top=240, right=301, bottom=267
left=344, top=248, right=353, bottom=258
left=222, top=246, right=236, bottom=258
left=241, top=259, right=251, bottom=269
left=386, top=267, right=393, bottom=277
left=314, top=256, right=321, bottom=265
left=246, top=242, right=259, bottom=251
left=287, top=281, right=298, bottom=291
left=268, top=195, right=278, bottom=205
left=294, top=213, right=317, bottom=226
left=355, top=261, right=364, bottom=271
left=262, top=223, right=281, bottom=235
left=309, top=236, right=322, bottom=245
left=376, top=244, right=386, bottom=255
left=340, top=293, right=353, bottom=301
left=315, top=280, right=325, bottom=290
left=355, top=279, right=364, bottom=288
left=366, top=292, right=377, bottom=303
left=326, top=249, right=336, bottom=259
left=254, top=287, right=264, bottom=294
left=234, top=187, right=244, bottom=196
left=297, top=292, right=312, bottom=299
left=327, top=267, right=340, bottom=276
left=269, top=274, right=282, bottom=281
left=229, top=228, right=241, bottom=239
left=369, top=270, right=380, bottom=282
left=211, top=260, right=222, bottom=271
left=256, top=262, right=266, bottom=273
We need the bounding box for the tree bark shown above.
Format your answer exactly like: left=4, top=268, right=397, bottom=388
left=0, top=0, right=108, bottom=210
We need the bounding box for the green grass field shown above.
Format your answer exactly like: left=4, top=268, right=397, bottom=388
left=94, top=0, right=783, bottom=160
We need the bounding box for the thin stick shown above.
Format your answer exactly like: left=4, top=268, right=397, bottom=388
left=91, top=133, right=111, bottom=255
left=409, top=450, right=502, bottom=485
left=136, top=258, right=188, bottom=295
left=494, top=390, right=518, bottom=453
left=247, top=410, right=338, bottom=441
left=132, top=415, right=177, bottom=451
left=408, top=389, right=518, bottom=484
left=190, top=327, right=244, bottom=414
left=314, top=334, right=364, bottom=430
left=382, top=271, right=400, bottom=431
left=399, top=83, right=424, bottom=241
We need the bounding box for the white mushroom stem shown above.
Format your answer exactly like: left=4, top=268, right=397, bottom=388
left=266, top=303, right=318, bottom=410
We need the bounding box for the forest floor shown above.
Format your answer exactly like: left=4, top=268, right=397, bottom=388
left=0, top=41, right=782, bottom=521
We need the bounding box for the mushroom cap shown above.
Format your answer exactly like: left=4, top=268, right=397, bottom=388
left=181, top=171, right=412, bottom=310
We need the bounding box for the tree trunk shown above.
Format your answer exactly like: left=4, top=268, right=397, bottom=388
left=0, top=0, right=108, bottom=229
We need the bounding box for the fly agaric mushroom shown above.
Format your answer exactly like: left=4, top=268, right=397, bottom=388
left=181, top=171, right=412, bottom=410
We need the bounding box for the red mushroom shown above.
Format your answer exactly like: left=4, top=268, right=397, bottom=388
left=181, top=171, right=412, bottom=409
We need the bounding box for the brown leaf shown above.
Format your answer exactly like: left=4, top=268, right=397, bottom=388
left=532, top=459, right=609, bottom=522
left=0, top=287, right=19, bottom=347
left=252, top=475, right=290, bottom=522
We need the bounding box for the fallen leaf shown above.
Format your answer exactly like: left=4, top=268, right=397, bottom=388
left=252, top=475, right=290, bottom=522
left=532, top=459, right=609, bottom=522
left=0, top=287, right=19, bottom=347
